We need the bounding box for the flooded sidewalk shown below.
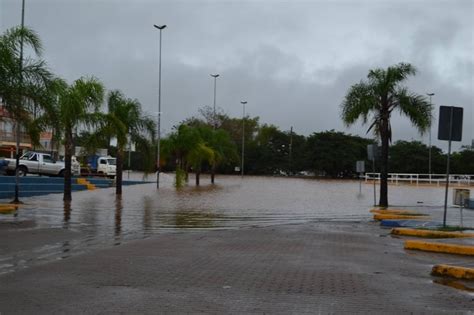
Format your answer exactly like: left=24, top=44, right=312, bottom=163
left=1, top=221, right=473, bottom=314
left=1, top=174, right=473, bottom=275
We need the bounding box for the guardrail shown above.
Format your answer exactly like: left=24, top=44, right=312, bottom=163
left=365, top=173, right=474, bottom=186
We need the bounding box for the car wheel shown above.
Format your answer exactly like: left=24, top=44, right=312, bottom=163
left=16, top=166, right=27, bottom=176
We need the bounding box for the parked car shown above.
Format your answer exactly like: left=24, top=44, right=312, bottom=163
left=4, top=152, right=80, bottom=177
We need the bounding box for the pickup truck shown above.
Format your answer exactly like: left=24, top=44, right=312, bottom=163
left=5, top=152, right=80, bottom=177
left=84, top=155, right=116, bottom=179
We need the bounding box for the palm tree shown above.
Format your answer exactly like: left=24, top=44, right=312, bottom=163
left=161, top=124, right=215, bottom=186
left=1, top=26, right=53, bottom=202
left=103, top=90, right=155, bottom=195
left=197, top=126, right=238, bottom=183
left=54, top=77, right=105, bottom=201
left=341, top=62, right=431, bottom=207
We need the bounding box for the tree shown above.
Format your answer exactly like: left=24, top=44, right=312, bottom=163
left=197, top=126, right=238, bottom=183
left=161, top=124, right=215, bottom=186
left=54, top=77, right=104, bottom=201
left=103, top=90, right=156, bottom=195
left=306, top=130, right=372, bottom=177
left=0, top=26, right=53, bottom=202
left=341, top=63, right=431, bottom=206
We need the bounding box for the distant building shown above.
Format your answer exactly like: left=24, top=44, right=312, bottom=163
left=0, top=104, right=53, bottom=158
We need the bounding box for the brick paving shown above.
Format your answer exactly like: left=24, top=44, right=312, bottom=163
left=1, top=221, right=473, bottom=314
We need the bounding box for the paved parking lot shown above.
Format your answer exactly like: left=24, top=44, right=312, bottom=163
left=1, top=221, right=473, bottom=314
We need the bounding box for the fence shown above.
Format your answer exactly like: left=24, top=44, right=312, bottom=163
left=365, top=173, right=474, bottom=186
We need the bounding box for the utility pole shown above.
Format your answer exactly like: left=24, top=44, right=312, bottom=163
left=153, top=24, right=166, bottom=189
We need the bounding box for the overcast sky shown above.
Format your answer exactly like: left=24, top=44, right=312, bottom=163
left=1, top=0, right=473, bottom=150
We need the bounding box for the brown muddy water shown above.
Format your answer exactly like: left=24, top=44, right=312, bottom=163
left=1, top=173, right=473, bottom=274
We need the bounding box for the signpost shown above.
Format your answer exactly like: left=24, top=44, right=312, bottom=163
left=356, top=160, right=365, bottom=195
left=367, top=144, right=377, bottom=206
left=438, top=106, right=463, bottom=227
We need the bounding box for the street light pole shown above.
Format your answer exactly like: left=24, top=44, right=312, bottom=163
left=12, top=0, right=26, bottom=204
left=241, top=101, right=247, bottom=177
left=210, top=74, right=219, bottom=129
left=153, top=24, right=166, bottom=189
left=427, top=92, right=435, bottom=181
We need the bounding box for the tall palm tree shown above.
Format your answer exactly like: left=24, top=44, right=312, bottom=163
left=54, top=77, right=104, bottom=201
left=341, top=62, right=431, bottom=207
left=103, top=90, right=155, bottom=195
left=0, top=26, right=53, bottom=202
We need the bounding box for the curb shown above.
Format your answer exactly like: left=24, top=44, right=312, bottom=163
left=392, top=228, right=474, bottom=239
left=431, top=264, right=474, bottom=280
left=374, top=213, right=430, bottom=221
left=405, top=240, right=474, bottom=256
left=0, top=204, right=18, bottom=214
left=370, top=208, right=420, bottom=215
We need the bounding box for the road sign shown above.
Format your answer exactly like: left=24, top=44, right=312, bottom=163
left=438, top=106, right=463, bottom=141
left=356, top=160, right=365, bottom=173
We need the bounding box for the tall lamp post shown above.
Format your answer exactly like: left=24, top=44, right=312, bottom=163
left=210, top=74, right=219, bottom=129
left=241, top=101, right=247, bottom=177
left=12, top=0, right=26, bottom=203
left=427, top=92, right=435, bottom=180
left=153, top=24, right=166, bottom=189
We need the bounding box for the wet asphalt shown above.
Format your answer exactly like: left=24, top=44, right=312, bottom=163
left=1, top=221, right=474, bottom=314
left=1, top=174, right=474, bottom=313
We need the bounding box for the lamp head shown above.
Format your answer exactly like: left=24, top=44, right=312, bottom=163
left=153, top=24, right=167, bottom=30
left=210, top=74, right=220, bottom=78
left=241, top=101, right=247, bottom=105
left=427, top=93, right=435, bottom=97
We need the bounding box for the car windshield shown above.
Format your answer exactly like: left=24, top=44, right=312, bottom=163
left=107, top=159, right=116, bottom=165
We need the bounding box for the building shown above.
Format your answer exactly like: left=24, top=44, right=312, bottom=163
left=0, top=104, right=53, bottom=158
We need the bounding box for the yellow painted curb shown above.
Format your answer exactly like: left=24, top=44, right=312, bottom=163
left=0, top=205, right=17, bottom=214
left=374, top=213, right=430, bottom=221
left=405, top=240, right=474, bottom=256
left=370, top=208, right=420, bottom=215
left=391, top=228, right=474, bottom=239
left=431, top=264, right=474, bottom=280
left=76, top=178, right=96, bottom=190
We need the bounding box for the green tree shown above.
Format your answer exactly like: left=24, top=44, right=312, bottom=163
left=0, top=26, right=53, bottom=202
left=306, top=130, right=372, bottom=177
left=161, top=124, right=214, bottom=186
left=54, top=77, right=104, bottom=201
left=103, top=90, right=156, bottom=195
left=197, top=126, right=238, bottom=183
left=341, top=62, right=431, bottom=206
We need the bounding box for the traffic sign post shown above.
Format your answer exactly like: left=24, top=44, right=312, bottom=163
left=438, top=106, right=463, bottom=227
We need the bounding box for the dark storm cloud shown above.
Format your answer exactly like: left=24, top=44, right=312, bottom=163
left=1, top=0, right=472, bottom=151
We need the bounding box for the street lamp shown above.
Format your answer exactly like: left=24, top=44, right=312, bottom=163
left=153, top=24, right=166, bottom=189
left=12, top=0, right=26, bottom=203
left=210, top=74, right=219, bottom=129
left=241, top=101, right=247, bottom=177
left=427, top=92, right=435, bottom=179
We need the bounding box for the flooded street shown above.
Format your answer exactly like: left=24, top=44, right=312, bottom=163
left=1, top=174, right=473, bottom=274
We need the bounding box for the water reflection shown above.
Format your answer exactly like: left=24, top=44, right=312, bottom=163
left=63, top=201, right=71, bottom=229
left=174, top=211, right=220, bottom=228
left=114, top=196, right=122, bottom=244
left=142, top=196, right=153, bottom=232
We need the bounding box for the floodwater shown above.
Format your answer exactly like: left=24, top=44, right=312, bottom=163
left=1, top=173, right=473, bottom=274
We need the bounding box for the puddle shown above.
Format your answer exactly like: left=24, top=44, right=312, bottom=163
left=433, top=278, right=474, bottom=292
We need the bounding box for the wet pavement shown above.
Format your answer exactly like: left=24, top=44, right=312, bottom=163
left=1, top=174, right=474, bottom=313
left=1, top=221, right=474, bottom=314
left=1, top=173, right=473, bottom=274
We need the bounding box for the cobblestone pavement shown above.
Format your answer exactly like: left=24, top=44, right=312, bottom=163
left=1, top=221, right=473, bottom=314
